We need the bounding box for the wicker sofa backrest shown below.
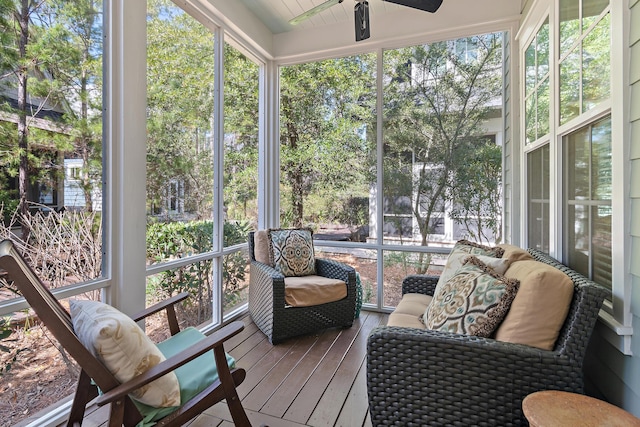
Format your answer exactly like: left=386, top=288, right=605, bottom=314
left=248, top=231, right=257, bottom=261
left=527, top=248, right=609, bottom=361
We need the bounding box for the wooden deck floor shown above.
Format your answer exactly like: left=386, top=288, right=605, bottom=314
left=62, top=310, right=389, bottom=427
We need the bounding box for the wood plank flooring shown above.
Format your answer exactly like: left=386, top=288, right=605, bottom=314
left=58, top=310, right=389, bottom=427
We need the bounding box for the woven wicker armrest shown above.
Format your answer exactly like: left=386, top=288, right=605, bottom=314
left=316, top=257, right=356, bottom=282
left=249, top=259, right=285, bottom=303
left=401, top=274, right=439, bottom=296
left=366, top=326, right=577, bottom=426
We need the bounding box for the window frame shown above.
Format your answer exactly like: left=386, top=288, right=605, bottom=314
left=519, top=0, right=632, bottom=354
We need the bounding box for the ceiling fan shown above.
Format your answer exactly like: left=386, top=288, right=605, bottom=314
left=289, top=0, right=443, bottom=41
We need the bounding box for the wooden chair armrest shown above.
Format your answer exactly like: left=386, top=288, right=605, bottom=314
left=131, top=292, right=190, bottom=335
left=95, top=320, right=244, bottom=406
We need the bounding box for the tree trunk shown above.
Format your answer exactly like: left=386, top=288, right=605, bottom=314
left=291, top=166, right=304, bottom=228
left=80, top=11, right=94, bottom=212
left=16, top=0, right=30, bottom=241
left=285, top=119, right=304, bottom=228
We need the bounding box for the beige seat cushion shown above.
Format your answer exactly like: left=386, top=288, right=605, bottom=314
left=498, top=243, right=534, bottom=263
left=494, top=259, right=574, bottom=350
left=253, top=230, right=272, bottom=265
left=387, top=293, right=432, bottom=329
left=284, top=275, right=346, bottom=307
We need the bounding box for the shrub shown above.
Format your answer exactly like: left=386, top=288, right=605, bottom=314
left=146, top=219, right=252, bottom=321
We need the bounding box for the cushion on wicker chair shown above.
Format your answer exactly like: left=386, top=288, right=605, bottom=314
left=425, top=256, right=519, bottom=337
left=494, top=259, right=574, bottom=350
left=387, top=293, right=432, bottom=328
left=283, top=275, right=347, bottom=307
left=268, top=228, right=316, bottom=276
left=253, top=230, right=272, bottom=265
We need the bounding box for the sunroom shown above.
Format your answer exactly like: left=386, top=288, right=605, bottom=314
left=0, top=0, right=638, bottom=426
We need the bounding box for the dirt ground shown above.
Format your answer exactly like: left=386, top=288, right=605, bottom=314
left=0, top=254, right=421, bottom=426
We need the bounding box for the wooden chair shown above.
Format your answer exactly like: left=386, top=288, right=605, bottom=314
left=0, top=239, right=251, bottom=427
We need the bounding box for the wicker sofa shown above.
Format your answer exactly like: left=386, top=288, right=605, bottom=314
left=366, top=247, right=608, bottom=426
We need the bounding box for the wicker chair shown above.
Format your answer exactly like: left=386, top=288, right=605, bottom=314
left=366, top=248, right=609, bottom=426
left=248, top=231, right=357, bottom=344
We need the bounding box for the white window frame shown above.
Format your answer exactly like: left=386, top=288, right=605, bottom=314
left=519, top=0, right=632, bottom=355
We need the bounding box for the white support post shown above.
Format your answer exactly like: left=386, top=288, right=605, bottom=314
left=104, top=0, right=147, bottom=315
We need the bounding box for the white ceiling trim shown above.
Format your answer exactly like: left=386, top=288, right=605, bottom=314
left=273, top=1, right=522, bottom=63
left=190, top=0, right=522, bottom=63
left=187, top=0, right=275, bottom=60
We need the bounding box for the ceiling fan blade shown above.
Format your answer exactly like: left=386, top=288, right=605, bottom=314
left=289, top=0, right=344, bottom=25
left=382, top=0, right=443, bottom=13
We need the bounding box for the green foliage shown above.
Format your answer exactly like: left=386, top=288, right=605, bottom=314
left=0, top=189, right=18, bottom=225
left=384, top=32, right=504, bottom=246
left=0, top=0, right=104, bottom=219
left=279, top=54, right=377, bottom=227
left=449, top=141, right=503, bottom=244
left=383, top=251, right=432, bottom=276
left=146, top=0, right=217, bottom=219
left=146, top=219, right=252, bottom=318
left=0, top=318, right=20, bottom=376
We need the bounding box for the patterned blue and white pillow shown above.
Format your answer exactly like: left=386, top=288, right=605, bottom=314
left=425, top=256, right=519, bottom=337
left=268, top=228, right=316, bottom=277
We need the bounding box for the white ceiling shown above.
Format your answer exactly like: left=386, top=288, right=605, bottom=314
left=237, top=0, right=411, bottom=35
left=218, top=0, right=523, bottom=61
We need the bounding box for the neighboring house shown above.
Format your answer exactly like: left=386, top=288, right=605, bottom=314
left=370, top=35, right=505, bottom=246
left=63, top=159, right=102, bottom=211
left=0, top=91, right=67, bottom=213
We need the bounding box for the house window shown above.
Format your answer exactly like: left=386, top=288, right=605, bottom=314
left=524, top=17, right=549, bottom=144
left=559, top=0, right=610, bottom=125
left=454, top=36, right=479, bottom=63
left=557, top=0, right=612, bottom=288
left=522, top=0, right=633, bottom=352
left=564, top=116, right=612, bottom=289
left=527, top=144, right=549, bottom=253
left=68, top=165, right=82, bottom=180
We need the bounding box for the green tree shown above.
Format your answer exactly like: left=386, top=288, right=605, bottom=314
left=146, top=0, right=215, bottom=219
left=0, top=0, right=102, bottom=242
left=223, top=45, right=259, bottom=222
left=383, top=33, right=503, bottom=262
left=449, top=141, right=503, bottom=244
left=279, top=55, right=376, bottom=228
left=36, top=0, right=103, bottom=211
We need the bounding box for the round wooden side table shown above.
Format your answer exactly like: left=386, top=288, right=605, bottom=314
left=522, top=390, right=640, bottom=427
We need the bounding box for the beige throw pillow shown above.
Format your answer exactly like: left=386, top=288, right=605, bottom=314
left=253, top=230, right=272, bottom=265
left=70, top=300, right=181, bottom=408
left=494, top=260, right=574, bottom=350
left=475, top=254, right=511, bottom=275
left=498, top=243, right=534, bottom=263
